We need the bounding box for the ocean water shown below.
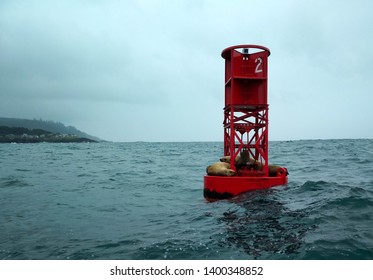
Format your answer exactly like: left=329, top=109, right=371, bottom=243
left=0, top=139, right=372, bottom=260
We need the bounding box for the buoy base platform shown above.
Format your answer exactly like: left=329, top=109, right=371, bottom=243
left=204, top=173, right=288, bottom=200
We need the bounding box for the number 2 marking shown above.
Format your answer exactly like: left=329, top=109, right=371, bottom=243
left=255, top=57, right=263, bottom=73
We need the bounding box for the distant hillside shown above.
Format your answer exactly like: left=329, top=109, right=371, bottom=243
left=0, top=117, right=101, bottom=141
left=0, top=126, right=97, bottom=143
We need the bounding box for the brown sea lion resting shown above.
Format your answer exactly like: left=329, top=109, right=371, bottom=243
left=268, top=164, right=282, bottom=176
left=206, top=162, right=236, bottom=176
left=235, top=149, right=250, bottom=166
left=234, top=149, right=260, bottom=170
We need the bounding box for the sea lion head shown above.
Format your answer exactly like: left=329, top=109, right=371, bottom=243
left=225, top=169, right=236, bottom=176
left=206, top=162, right=236, bottom=176
left=220, top=156, right=231, bottom=163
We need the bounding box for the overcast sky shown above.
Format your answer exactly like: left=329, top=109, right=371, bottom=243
left=1, top=0, right=372, bottom=141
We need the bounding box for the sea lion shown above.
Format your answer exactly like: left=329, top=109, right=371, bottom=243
left=206, top=162, right=236, bottom=176
left=268, top=165, right=289, bottom=177
left=235, top=149, right=251, bottom=168
left=268, top=164, right=280, bottom=177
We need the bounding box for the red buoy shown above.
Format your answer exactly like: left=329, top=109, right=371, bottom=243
left=204, top=45, right=288, bottom=200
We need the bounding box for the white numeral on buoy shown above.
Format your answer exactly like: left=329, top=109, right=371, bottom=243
left=255, top=57, right=263, bottom=73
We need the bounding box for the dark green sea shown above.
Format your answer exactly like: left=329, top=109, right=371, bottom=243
left=1, top=139, right=372, bottom=259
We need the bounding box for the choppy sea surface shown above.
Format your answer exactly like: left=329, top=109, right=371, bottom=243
left=1, top=139, right=372, bottom=260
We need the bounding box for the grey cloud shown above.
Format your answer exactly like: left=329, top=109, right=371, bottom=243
left=1, top=0, right=372, bottom=141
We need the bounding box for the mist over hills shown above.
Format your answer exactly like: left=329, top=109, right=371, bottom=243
left=0, top=117, right=101, bottom=142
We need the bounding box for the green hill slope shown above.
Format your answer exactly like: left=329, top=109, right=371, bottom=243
left=0, top=117, right=101, bottom=142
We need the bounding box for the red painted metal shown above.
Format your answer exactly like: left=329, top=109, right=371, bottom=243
left=204, top=45, right=288, bottom=200
left=204, top=169, right=288, bottom=200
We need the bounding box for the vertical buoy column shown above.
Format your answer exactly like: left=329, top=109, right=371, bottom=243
left=222, top=45, right=270, bottom=176
left=204, top=44, right=287, bottom=200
